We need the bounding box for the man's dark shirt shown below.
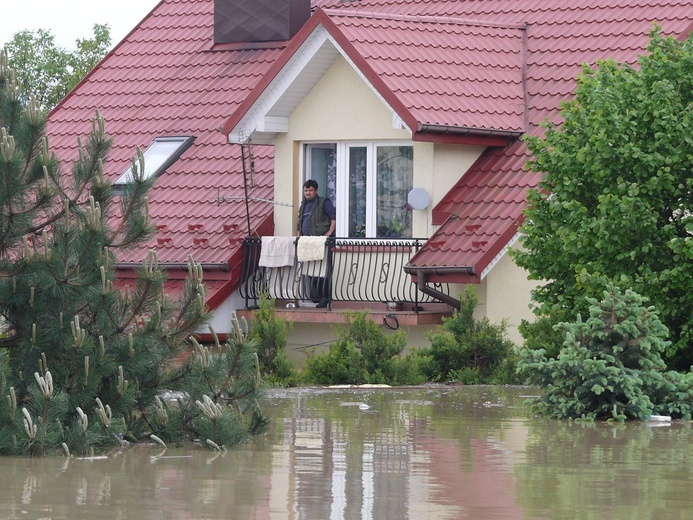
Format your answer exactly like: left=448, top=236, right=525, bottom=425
left=301, top=197, right=336, bottom=236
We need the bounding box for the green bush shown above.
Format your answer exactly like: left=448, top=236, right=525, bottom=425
left=423, top=288, right=519, bottom=384
left=518, top=311, right=568, bottom=360
left=303, top=312, right=426, bottom=386
left=518, top=284, right=693, bottom=421
left=0, top=63, right=264, bottom=455
left=513, top=31, right=693, bottom=368
left=248, top=295, right=301, bottom=387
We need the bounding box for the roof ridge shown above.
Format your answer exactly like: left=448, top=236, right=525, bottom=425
left=322, top=8, right=527, bottom=30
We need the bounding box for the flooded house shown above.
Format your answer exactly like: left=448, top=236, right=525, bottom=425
left=45, top=0, right=693, bottom=352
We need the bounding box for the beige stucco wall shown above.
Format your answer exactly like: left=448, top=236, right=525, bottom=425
left=430, top=143, right=484, bottom=214
left=285, top=321, right=438, bottom=367
left=484, top=248, right=536, bottom=343
left=447, top=245, right=536, bottom=346
left=273, top=55, right=410, bottom=236
left=273, top=56, right=483, bottom=237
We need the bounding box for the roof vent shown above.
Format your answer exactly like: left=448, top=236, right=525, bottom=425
left=214, top=0, right=311, bottom=44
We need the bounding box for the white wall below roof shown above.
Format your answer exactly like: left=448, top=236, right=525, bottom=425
left=289, top=56, right=409, bottom=141
left=198, top=289, right=247, bottom=335
left=446, top=245, right=536, bottom=346
left=484, top=245, right=538, bottom=345
left=432, top=143, right=484, bottom=212
left=273, top=136, right=297, bottom=237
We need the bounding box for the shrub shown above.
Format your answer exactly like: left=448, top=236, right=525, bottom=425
left=0, top=62, right=264, bottom=455
left=512, top=32, right=693, bottom=369
left=423, top=288, right=519, bottom=384
left=518, top=284, right=693, bottom=421
left=303, top=312, right=425, bottom=386
left=247, top=295, right=301, bottom=387
left=518, top=312, right=567, bottom=360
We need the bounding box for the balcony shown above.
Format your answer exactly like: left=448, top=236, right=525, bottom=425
left=236, top=237, right=454, bottom=325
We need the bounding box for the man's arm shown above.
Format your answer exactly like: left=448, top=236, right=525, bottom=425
left=324, top=198, right=337, bottom=236
left=325, top=219, right=336, bottom=237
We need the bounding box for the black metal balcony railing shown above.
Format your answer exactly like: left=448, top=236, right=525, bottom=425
left=239, top=236, right=451, bottom=311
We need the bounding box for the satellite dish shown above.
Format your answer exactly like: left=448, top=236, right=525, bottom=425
left=408, top=188, right=430, bottom=210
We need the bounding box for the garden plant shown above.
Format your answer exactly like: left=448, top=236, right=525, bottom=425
left=513, top=30, right=693, bottom=369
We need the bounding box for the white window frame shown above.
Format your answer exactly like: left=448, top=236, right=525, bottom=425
left=114, top=136, right=195, bottom=186
left=302, top=141, right=414, bottom=238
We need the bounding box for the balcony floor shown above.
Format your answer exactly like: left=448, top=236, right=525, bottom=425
left=236, top=301, right=454, bottom=326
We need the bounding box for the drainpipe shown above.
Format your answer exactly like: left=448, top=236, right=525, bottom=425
left=408, top=267, right=477, bottom=310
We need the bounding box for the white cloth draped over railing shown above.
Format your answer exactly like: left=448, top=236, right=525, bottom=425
left=258, top=236, right=295, bottom=267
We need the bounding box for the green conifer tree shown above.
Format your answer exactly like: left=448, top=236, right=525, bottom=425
left=518, top=283, right=693, bottom=421
left=0, top=50, right=266, bottom=456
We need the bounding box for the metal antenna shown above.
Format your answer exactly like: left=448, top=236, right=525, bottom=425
left=217, top=132, right=294, bottom=235
left=239, top=130, right=253, bottom=235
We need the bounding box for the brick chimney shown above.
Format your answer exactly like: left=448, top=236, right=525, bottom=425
left=214, top=0, right=311, bottom=43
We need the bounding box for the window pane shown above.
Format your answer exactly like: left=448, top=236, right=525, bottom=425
left=115, top=136, right=193, bottom=185
left=376, top=146, right=413, bottom=238
left=348, top=147, right=367, bottom=237
left=306, top=144, right=337, bottom=202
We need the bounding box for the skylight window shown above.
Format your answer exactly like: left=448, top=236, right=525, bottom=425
left=114, top=136, right=195, bottom=186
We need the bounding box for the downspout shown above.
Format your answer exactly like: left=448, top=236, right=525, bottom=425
left=408, top=267, right=478, bottom=310
left=521, top=23, right=530, bottom=134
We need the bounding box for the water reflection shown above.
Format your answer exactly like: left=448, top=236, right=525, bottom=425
left=0, top=386, right=691, bottom=520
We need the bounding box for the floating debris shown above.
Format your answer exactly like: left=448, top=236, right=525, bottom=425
left=647, top=415, right=672, bottom=423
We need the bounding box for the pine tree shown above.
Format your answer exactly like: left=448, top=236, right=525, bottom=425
left=0, top=50, right=266, bottom=456
left=518, top=283, right=693, bottom=421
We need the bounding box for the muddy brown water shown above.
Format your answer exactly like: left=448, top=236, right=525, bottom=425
left=0, top=386, right=691, bottom=519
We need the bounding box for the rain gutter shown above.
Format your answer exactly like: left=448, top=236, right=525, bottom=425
left=416, top=124, right=523, bottom=140
left=116, top=262, right=231, bottom=271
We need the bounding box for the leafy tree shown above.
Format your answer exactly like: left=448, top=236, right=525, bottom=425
left=4, top=24, right=111, bottom=111
left=513, top=30, right=693, bottom=368
left=518, top=284, right=693, bottom=421
left=0, top=53, right=265, bottom=456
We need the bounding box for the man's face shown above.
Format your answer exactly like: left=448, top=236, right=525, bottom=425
left=303, top=186, right=318, bottom=201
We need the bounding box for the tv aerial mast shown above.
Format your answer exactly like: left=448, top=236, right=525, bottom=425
left=239, top=130, right=254, bottom=235
left=216, top=131, right=294, bottom=236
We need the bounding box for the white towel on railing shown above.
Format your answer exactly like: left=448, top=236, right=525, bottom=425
left=259, top=236, right=295, bottom=267
left=297, top=236, right=327, bottom=262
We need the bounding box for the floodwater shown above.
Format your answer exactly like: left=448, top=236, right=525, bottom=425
left=0, top=386, right=691, bottom=520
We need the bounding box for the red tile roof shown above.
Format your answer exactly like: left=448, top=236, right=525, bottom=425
left=316, top=0, right=691, bottom=282
left=45, top=0, right=692, bottom=307
left=223, top=7, right=526, bottom=142
left=47, top=0, right=284, bottom=305
left=324, top=9, right=527, bottom=134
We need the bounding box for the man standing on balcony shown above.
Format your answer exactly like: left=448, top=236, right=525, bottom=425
left=297, top=179, right=336, bottom=308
